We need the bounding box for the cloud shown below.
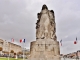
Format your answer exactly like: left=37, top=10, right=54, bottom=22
left=60, top=40, right=80, bottom=54
left=0, top=0, right=80, bottom=54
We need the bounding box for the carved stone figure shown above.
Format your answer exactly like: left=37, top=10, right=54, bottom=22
left=36, top=4, right=57, bottom=40
left=29, top=4, right=61, bottom=60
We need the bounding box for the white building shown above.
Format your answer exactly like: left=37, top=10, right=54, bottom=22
left=3, top=40, right=9, bottom=52
left=0, top=39, right=22, bottom=54
left=0, top=39, right=4, bottom=47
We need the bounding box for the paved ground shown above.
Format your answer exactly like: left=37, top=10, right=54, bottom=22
left=61, top=58, right=80, bottom=60
left=26, top=58, right=79, bottom=60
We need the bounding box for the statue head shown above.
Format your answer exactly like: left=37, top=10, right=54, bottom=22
left=50, top=10, right=54, bottom=14
left=42, top=4, right=48, bottom=10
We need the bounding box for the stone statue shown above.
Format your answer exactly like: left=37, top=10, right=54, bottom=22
left=36, top=4, right=57, bottom=40
left=29, top=4, right=61, bottom=60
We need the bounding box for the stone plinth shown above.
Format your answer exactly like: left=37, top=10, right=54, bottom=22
left=28, top=4, right=61, bottom=60
left=29, top=39, right=61, bottom=60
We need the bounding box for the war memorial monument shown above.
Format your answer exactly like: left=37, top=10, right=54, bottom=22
left=29, top=4, right=61, bottom=60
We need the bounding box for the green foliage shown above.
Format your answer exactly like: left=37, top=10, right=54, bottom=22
left=10, top=50, right=14, bottom=53
left=0, top=47, right=3, bottom=51
left=14, top=52, right=16, bottom=55
left=0, top=58, right=22, bottom=60
left=18, top=51, right=23, bottom=54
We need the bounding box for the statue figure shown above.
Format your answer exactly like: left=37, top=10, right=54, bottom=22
left=36, top=4, right=57, bottom=40
left=30, top=5, right=60, bottom=60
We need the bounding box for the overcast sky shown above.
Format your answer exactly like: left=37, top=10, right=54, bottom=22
left=0, top=0, right=80, bottom=54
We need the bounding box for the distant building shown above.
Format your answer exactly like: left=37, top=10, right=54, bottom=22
left=3, top=40, right=9, bottom=52
left=8, top=42, right=22, bottom=53
left=22, top=48, right=30, bottom=54
left=60, top=54, right=64, bottom=57
left=0, top=39, right=4, bottom=47
left=0, top=39, right=22, bottom=54
left=77, top=50, right=80, bottom=58
left=64, top=51, right=80, bottom=58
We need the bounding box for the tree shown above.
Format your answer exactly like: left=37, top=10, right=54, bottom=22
left=18, top=51, right=23, bottom=55
left=14, top=53, right=16, bottom=55
left=10, top=50, right=14, bottom=53
left=26, top=52, right=30, bottom=55
left=0, top=47, right=3, bottom=51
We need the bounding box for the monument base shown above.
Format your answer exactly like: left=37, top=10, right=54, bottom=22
left=28, top=39, right=61, bottom=60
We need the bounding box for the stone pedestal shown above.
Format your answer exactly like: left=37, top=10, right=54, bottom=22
left=28, top=4, right=61, bottom=60
left=29, top=39, right=61, bottom=60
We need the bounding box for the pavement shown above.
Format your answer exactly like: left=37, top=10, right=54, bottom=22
left=61, top=58, right=79, bottom=60
left=26, top=58, right=79, bottom=60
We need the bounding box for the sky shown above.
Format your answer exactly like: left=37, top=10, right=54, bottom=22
left=0, top=0, right=80, bottom=54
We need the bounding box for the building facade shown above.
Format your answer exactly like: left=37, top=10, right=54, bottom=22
left=0, top=39, right=22, bottom=54
left=63, top=50, right=80, bottom=58
left=0, top=39, right=4, bottom=48
left=8, top=42, right=22, bottom=53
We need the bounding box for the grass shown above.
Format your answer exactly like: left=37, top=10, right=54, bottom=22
left=0, top=58, right=23, bottom=60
